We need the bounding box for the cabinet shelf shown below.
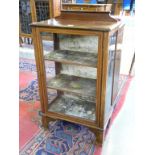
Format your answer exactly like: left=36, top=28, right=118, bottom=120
left=46, top=74, right=96, bottom=97
left=44, top=50, right=97, bottom=67
left=48, top=94, right=96, bottom=121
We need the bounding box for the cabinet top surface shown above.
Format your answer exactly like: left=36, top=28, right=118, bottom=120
left=31, top=18, right=123, bottom=32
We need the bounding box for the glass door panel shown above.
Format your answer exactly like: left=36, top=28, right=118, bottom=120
left=40, top=32, right=99, bottom=122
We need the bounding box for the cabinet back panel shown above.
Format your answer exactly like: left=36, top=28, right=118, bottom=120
left=59, top=35, right=98, bottom=53
left=61, top=64, right=97, bottom=79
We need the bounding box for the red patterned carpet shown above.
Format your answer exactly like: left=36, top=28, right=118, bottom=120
left=19, top=58, right=132, bottom=154
left=19, top=71, right=41, bottom=149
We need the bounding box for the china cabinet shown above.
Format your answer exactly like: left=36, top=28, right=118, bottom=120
left=31, top=2, right=124, bottom=144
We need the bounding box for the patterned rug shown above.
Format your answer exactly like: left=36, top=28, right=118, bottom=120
left=19, top=57, right=130, bottom=155
left=20, top=121, right=96, bottom=155
left=19, top=58, right=55, bottom=102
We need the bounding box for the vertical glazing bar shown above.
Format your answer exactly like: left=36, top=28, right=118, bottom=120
left=96, top=33, right=104, bottom=126
left=32, top=27, right=49, bottom=128
left=100, top=32, right=109, bottom=128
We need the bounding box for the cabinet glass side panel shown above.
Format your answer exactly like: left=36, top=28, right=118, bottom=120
left=104, top=33, right=116, bottom=123
left=112, top=28, right=124, bottom=103
left=40, top=32, right=99, bottom=122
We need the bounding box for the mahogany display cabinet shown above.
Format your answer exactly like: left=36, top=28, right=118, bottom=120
left=31, top=8, right=124, bottom=144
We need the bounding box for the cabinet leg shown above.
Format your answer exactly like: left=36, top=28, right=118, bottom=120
left=42, top=116, right=56, bottom=129
left=89, top=128, right=104, bottom=145
left=42, top=116, right=48, bottom=129
left=96, top=131, right=104, bottom=145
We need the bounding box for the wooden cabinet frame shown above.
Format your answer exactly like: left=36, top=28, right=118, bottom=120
left=31, top=5, right=124, bottom=143
left=32, top=26, right=122, bottom=144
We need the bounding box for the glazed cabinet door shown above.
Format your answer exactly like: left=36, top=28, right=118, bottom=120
left=112, top=26, right=124, bottom=104
left=33, top=28, right=103, bottom=127
left=103, top=27, right=124, bottom=126
left=104, top=32, right=117, bottom=125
